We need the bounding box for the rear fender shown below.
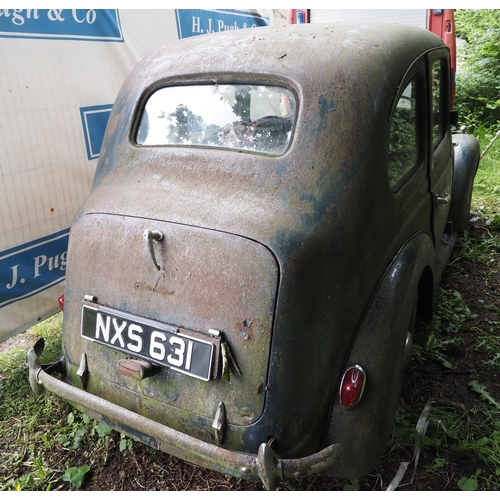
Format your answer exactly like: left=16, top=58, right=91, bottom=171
left=324, top=231, right=435, bottom=478
left=448, top=133, right=480, bottom=233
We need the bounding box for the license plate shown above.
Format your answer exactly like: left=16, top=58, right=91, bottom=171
left=81, top=303, right=217, bottom=381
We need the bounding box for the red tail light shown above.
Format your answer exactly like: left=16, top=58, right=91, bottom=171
left=339, top=365, right=366, bottom=409
left=58, top=295, right=65, bottom=310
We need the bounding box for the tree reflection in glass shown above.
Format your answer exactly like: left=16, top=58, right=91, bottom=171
left=136, top=84, right=296, bottom=155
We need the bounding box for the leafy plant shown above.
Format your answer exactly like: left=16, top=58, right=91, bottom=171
left=451, top=229, right=500, bottom=265
left=0, top=314, right=119, bottom=491
left=343, top=479, right=359, bottom=491
left=62, top=465, right=91, bottom=489
left=458, top=469, right=481, bottom=491
left=119, top=433, right=134, bottom=452
left=469, top=381, right=500, bottom=411
left=413, top=289, right=474, bottom=369
left=471, top=128, right=500, bottom=220
left=455, top=9, right=500, bottom=132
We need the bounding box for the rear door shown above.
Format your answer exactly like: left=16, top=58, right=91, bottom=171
left=387, top=57, right=431, bottom=243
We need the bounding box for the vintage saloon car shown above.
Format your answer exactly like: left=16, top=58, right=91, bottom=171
left=29, top=23, right=480, bottom=489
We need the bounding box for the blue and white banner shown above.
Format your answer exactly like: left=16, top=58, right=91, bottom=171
left=80, top=105, right=114, bottom=160
left=175, top=9, right=269, bottom=38
left=0, top=9, right=124, bottom=41
left=1, top=229, right=69, bottom=309
left=0, top=9, right=276, bottom=341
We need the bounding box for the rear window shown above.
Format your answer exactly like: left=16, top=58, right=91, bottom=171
left=136, top=84, right=296, bottom=155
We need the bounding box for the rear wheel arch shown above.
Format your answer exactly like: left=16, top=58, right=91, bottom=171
left=448, top=133, right=480, bottom=233
left=322, top=232, right=435, bottom=478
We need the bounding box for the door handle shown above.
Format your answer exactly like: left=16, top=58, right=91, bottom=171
left=143, top=229, right=163, bottom=270
left=435, top=193, right=450, bottom=205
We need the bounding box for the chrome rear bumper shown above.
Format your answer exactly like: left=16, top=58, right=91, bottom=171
left=28, top=339, right=342, bottom=490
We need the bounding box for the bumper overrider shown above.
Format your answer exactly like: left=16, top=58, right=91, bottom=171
left=28, top=338, right=342, bottom=490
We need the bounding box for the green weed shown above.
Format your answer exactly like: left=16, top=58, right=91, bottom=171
left=458, top=469, right=481, bottom=491
left=413, top=289, right=475, bottom=369
left=119, top=433, right=134, bottom=452
left=451, top=230, right=500, bottom=266
left=0, top=313, right=62, bottom=373
left=343, top=479, right=360, bottom=491
left=0, top=314, right=131, bottom=491
left=389, top=394, right=500, bottom=490
left=62, top=465, right=91, bottom=489
left=471, top=128, right=500, bottom=215
left=469, top=381, right=500, bottom=412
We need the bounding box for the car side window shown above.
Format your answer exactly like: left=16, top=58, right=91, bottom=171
left=388, top=77, right=419, bottom=189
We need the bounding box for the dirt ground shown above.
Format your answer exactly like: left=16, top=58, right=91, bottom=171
left=8, top=220, right=500, bottom=491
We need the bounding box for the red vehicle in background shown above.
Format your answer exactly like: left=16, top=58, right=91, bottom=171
left=288, top=9, right=457, bottom=104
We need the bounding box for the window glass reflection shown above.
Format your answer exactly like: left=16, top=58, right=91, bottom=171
left=137, top=84, right=296, bottom=155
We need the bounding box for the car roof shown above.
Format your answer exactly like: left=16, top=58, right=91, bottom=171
left=130, top=22, right=445, bottom=94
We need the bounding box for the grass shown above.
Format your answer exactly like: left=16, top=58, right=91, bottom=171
left=470, top=126, right=500, bottom=221
left=0, top=315, right=63, bottom=490
left=412, top=289, right=473, bottom=370
left=389, top=283, right=500, bottom=490
left=0, top=314, right=131, bottom=491
left=1, top=129, right=499, bottom=491
left=0, top=314, right=62, bottom=372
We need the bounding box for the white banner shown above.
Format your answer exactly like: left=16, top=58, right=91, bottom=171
left=0, top=9, right=274, bottom=341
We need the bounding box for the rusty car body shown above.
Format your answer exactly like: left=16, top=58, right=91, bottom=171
left=29, top=23, right=480, bottom=489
